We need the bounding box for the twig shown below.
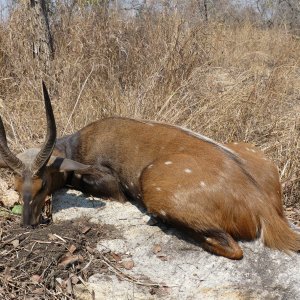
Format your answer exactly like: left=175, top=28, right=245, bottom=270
left=14, top=255, right=44, bottom=269
left=31, top=239, right=65, bottom=245
left=41, top=260, right=56, bottom=278
left=31, top=240, right=52, bottom=244
left=0, top=232, right=31, bottom=248
left=77, top=275, right=95, bottom=298
left=62, top=64, right=94, bottom=135
left=53, top=233, right=67, bottom=243
left=100, top=254, right=178, bottom=288
left=78, top=254, right=93, bottom=274
left=0, top=236, right=30, bottom=256
left=280, top=159, right=290, bottom=180
left=61, top=236, right=77, bottom=241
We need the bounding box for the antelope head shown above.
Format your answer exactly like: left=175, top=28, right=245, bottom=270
left=0, top=82, right=90, bottom=226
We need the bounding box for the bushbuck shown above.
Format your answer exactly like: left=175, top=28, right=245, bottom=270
left=0, top=82, right=299, bottom=259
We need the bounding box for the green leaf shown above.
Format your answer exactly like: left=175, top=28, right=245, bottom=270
left=12, top=205, right=23, bottom=215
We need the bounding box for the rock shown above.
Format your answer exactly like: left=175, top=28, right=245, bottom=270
left=0, top=178, right=19, bottom=207
left=97, top=239, right=128, bottom=254
left=0, top=178, right=8, bottom=190
left=53, top=190, right=300, bottom=300
left=87, top=274, right=158, bottom=299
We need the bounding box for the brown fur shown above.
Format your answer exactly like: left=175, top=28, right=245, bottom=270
left=56, top=118, right=299, bottom=258
left=5, top=117, right=300, bottom=259
left=15, top=176, right=43, bottom=199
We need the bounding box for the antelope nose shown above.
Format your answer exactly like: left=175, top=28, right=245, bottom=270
left=22, top=192, right=32, bottom=226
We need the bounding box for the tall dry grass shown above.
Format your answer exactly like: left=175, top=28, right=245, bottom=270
left=0, top=6, right=299, bottom=206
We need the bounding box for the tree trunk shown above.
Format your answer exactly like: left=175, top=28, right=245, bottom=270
left=203, top=0, right=208, bottom=22
left=28, top=0, right=54, bottom=74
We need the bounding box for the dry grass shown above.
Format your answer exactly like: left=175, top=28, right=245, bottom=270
left=0, top=6, right=299, bottom=206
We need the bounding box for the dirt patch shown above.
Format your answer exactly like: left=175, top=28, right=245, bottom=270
left=0, top=211, right=122, bottom=300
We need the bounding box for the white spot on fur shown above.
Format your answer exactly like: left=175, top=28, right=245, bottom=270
left=184, top=168, right=192, bottom=173
left=200, top=181, right=206, bottom=187
left=233, top=142, right=238, bottom=145
left=165, top=161, right=172, bottom=165
left=130, top=182, right=134, bottom=186
left=160, top=210, right=166, bottom=216
left=156, top=187, right=161, bottom=191
left=250, top=149, right=256, bottom=153
left=124, top=184, right=129, bottom=190
left=148, top=164, right=154, bottom=169
left=246, top=147, right=251, bottom=151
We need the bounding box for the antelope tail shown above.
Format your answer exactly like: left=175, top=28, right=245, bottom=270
left=261, top=207, right=300, bottom=253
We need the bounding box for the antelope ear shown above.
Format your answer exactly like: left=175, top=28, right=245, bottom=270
left=47, top=156, right=91, bottom=172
